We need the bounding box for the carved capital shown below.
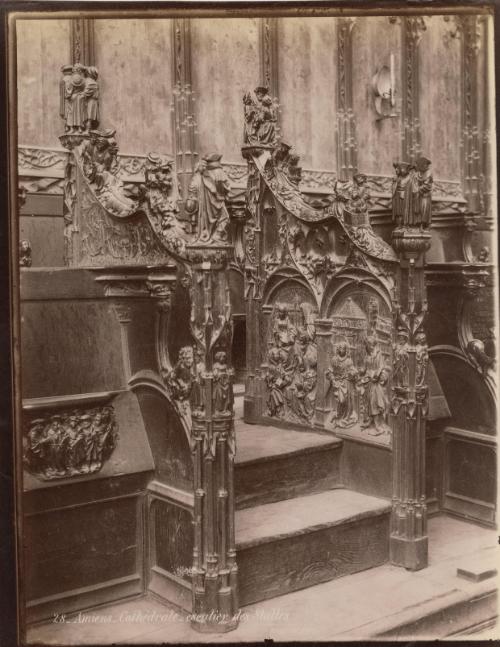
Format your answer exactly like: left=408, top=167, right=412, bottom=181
left=113, top=302, right=132, bottom=324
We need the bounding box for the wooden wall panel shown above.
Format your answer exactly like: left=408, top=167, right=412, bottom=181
left=21, top=299, right=125, bottom=399
left=17, top=19, right=71, bottom=147
left=352, top=17, right=402, bottom=175
left=277, top=18, right=337, bottom=170
left=20, top=216, right=64, bottom=267
left=191, top=18, right=260, bottom=163
left=93, top=19, right=173, bottom=154
left=25, top=495, right=141, bottom=601
left=419, top=16, right=462, bottom=181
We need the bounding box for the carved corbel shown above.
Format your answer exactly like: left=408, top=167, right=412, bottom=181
left=147, top=280, right=173, bottom=376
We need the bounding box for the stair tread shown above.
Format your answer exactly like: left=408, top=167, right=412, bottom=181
left=236, top=489, right=391, bottom=548
left=235, top=422, right=341, bottom=465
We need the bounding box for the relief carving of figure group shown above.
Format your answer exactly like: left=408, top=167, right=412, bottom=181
left=24, top=406, right=118, bottom=480
left=265, top=302, right=318, bottom=424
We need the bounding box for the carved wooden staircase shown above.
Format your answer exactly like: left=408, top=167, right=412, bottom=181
left=233, top=392, right=391, bottom=606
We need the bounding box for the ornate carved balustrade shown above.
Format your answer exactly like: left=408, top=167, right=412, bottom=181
left=49, top=63, right=239, bottom=632
left=238, top=86, right=443, bottom=570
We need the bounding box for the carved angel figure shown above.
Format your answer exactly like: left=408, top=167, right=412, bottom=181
left=243, top=87, right=278, bottom=146
left=185, top=153, right=230, bottom=244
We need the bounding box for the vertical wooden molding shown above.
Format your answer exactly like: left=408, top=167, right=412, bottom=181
left=480, top=16, right=494, bottom=225
left=171, top=18, right=199, bottom=202
left=259, top=17, right=279, bottom=100
left=70, top=19, right=95, bottom=66
left=336, top=17, right=357, bottom=180
left=402, top=17, right=426, bottom=163
left=458, top=15, right=483, bottom=212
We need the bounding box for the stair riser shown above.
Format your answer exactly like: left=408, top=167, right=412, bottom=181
left=236, top=446, right=342, bottom=509
left=238, top=512, right=390, bottom=606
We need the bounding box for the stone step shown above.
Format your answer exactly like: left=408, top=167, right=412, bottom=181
left=236, top=489, right=391, bottom=606
left=235, top=421, right=343, bottom=509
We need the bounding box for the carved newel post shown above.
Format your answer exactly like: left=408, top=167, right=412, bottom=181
left=186, top=246, right=238, bottom=632
left=390, top=157, right=432, bottom=570
left=185, top=157, right=238, bottom=632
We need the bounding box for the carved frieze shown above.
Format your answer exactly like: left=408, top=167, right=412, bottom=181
left=23, top=406, right=117, bottom=480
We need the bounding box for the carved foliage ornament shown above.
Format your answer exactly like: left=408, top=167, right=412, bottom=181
left=24, top=406, right=118, bottom=480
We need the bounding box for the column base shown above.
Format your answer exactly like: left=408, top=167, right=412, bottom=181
left=191, top=617, right=239, bottom=634
left=244, top=395, right=262, bottom=424
left=390, top=534, right=428, bottom=571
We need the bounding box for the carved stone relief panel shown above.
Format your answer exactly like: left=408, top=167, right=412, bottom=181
left=77, top=170, right=166, bottom=266
left=324, top=287, right=393, bottom=443
left=263, top=281, right=318, bottom=425
left=23, top=405, right=118, bottom=480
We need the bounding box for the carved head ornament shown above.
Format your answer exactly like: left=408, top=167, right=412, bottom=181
left=254, top=86, right=269, bottom=96
left=415, top=156, right=431, bottom=172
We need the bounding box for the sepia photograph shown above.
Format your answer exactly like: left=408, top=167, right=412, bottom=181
left=3, top=1, right=499, bottom=643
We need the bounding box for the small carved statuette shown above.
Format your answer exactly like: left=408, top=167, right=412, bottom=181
left=191, top=348, right=206, bottom=417
left=358, top=334, right=391, bottom=436
left=243, top=87, right=278, bottom=146
left=213, top=351, right=233, bottom=416
left=477, top=246, right=490, bottom=263
left=185, top=154, right=230, bottom=244
left=415, top=331, right=429, bottom=387
left=392, top=157, right=433, bottom=229
left=19, top=240, right=32, bottom=267
left=60, top=63, right=100, bottom=133
left=329, top=173, right=371, bottom=227
left=392, top=327, right=410, bottom=387
left=24, top=406, right=117, bottom=480
left=163, top=346, right=194, bottom=417
left=326, top=342, right=358, bottom=428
